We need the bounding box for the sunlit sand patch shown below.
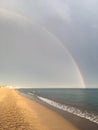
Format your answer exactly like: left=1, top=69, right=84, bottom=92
left=0, top=88, right=78, bottom=130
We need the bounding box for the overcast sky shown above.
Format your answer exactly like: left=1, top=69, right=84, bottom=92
left=0, top=0, right=97, bottom=88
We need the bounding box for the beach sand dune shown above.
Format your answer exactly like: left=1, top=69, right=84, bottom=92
left=0, top=88, right=78, bottom=130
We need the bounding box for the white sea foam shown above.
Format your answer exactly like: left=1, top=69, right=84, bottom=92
left=28, top=92, right=34, bottom=96
left=38, top=96, right=98, bottom=124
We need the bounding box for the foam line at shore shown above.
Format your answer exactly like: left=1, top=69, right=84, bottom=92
left=38, top=96, right=98, bottom=124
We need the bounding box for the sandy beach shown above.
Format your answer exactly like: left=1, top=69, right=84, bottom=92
left=0, top=88, right=79, bottom=130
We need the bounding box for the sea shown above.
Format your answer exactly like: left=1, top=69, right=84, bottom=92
left=18, top=88, right=98, bottom=125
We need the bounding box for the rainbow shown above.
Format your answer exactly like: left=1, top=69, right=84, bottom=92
left=0, top=8, right=86, bottom=88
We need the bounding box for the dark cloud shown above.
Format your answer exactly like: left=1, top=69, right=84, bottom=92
left=0, top=9, right=83, bottom=88
left=0, top=0, right=97, bottom=88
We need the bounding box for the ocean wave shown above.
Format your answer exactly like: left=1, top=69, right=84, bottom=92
left=38, top=96, right=98, bottom=124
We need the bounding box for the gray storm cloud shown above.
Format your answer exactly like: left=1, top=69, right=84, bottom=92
left=0, top=9, right=84, bottom=88
left=0, top=0, right=97, bottom=88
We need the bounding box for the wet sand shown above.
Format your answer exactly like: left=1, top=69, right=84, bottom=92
left=21, top=92, right=98, bottom=130
left=0, top=88, right=78, bottom=130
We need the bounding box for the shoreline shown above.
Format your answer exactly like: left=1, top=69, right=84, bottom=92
left=20, top=91, right=98, bottom=130
left=0, top=88, right=78, bottom=130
